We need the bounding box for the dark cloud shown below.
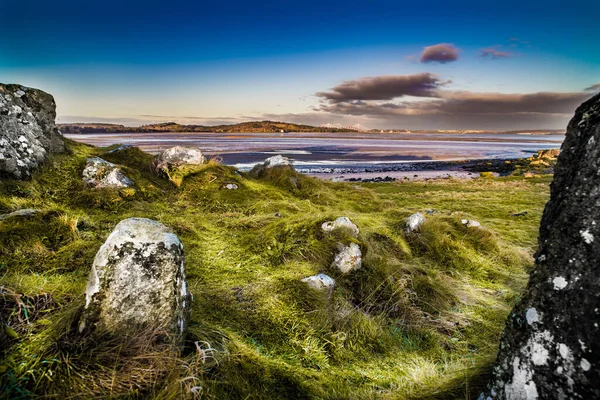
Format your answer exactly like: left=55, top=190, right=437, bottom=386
left=419, top=43, right=460, bottom=64
left=316, top=73, right=447, bottom=103
left=480, top=47, right=512, bottom=59
left=584, top=83, right=600, bottom=92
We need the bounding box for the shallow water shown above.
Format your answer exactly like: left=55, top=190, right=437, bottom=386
left=65, top=131, right=564, bottom=173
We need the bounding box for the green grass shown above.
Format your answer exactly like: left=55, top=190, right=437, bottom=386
left=0, top=140, right=552, bottom=399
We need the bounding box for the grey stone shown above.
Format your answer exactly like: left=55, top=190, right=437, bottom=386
left=153, top=146, right=205, bottom=174
left=82, top=157, right=134, bottom=188
left=0, top=208, right=40, bottom=221
left=461, top=219, right=481, bottom=228
left=331, top=242, right=362, bottom=274
left=405, top=212, right=426, bottom=233
left=0, top=83, right=64, bottom=179
left=262, top=155, right=292, bottom=169
left=482, top=93, right=600, bottom=399
left=224, top=183, right=239, bottom=190
left=322, top=216, right=359, bottom=237
left=301, top=273, right=335, bottom=297
left=79, top=218, right=190, bottom=341
left=106, top=144, right=133, bottom=154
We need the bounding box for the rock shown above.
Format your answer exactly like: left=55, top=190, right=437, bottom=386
left=301, top=273, right=335, bottom=296
left=482, top=93, right=600, bottom=399
left=461, top=219, right=481, bottom=228
left=331, top=242, right=362, bottom=274
left=153, top=146, right=205, bottom=174
left=405, top=212, right=425, bottom=233
left=321, top=216, right=360, bottom=237
left=0, top=83, right=64, bottom=179
left=0, top=208, right=40, bottom=222
left=511, top=211, right=529, bottom=217
left=224, top=183, right=238, bottom=190
left=106, top=144, right=133, bottom=154
left=82, top=157, right=134, bottom=189
left=79, top=218, right=190, bottom=341
left=262, top=155, right=292, bottom=169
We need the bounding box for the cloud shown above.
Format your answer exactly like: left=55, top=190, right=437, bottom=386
left=480, top=47, right=512, bottom=59
left=584, top=83, right=600, bottom=92
left=419, top=43, right=460, bottom=64
left=316, top=73, right=447, bottom=103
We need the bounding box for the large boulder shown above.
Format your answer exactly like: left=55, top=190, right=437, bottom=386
left=82, top=157, right=134, bottom=189
left=78, top=218, right=190, bottom=341
left=153, top=146, right=205, bottom=174
left=0, top=83, right=64, bottom=179
left=482, top=93, right=600, bottom=399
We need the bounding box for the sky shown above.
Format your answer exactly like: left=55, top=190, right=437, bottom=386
left=1, top=0, right=599, bottom=130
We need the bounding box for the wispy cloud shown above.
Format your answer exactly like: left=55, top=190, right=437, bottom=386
left=419, top=43, right=460, bottom=64
left=584, top=83, right=600, bottom=92
left=479, top=47, right=512, bottom=59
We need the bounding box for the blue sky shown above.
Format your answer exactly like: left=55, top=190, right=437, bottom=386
left=1, top=0, right=599, bottom=129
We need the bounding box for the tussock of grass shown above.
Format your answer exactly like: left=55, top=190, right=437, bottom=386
left=0, top=140, right=552, bottom=399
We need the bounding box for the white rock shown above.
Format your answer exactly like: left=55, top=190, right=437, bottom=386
left=301, top=273, right=335, bottom=296
left=332, top=242, right=362, bottom=274
left=263, top=155, right=292, bottom=168
left=321, top=216, right=359, bottom=237
left=82, top=157, right=134, bottom=189
left=154, top=146, right=205, bottom=173
left=406, top=212, right=426, bottom=233
left=462, top=219, right=481, bottom=228
left=79, top=218, right=190, bottom=340
left=225, top=183, right=239, bottom=190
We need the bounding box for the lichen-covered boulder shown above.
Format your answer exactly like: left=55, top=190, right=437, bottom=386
left=322, top=216, right=359, bottom=237
left=482, top=93, right=600, bottom=399
left=153, top=146, right=205, bottom=174
left=82, top=157, right=134, bottom=188
left=331, top=242, right=362, bottom=274
left=301, top=273, right=335, bottom=297
left=0, top=83, right=64, bottom=179
left=79, top=218, right=190, bottom=341
left=405, top=212, right=425, bottom=233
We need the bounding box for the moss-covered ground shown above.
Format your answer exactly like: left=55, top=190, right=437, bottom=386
left=0, top=140, right=551, bottom=399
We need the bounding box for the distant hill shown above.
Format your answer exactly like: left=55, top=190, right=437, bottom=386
left=58, top=121, right=355, bottom=134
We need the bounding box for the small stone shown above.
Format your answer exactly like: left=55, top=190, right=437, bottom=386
left=82, top=157, right=134, bottom=189
left=461, top=219, right=481, bottom=228
left=224, top=183, right=238, bottom=190
left=331, top=242, right=362, bottom=274
left=301, top=273, right=335, bottom=296
left=0, top=208, right=40, bottom=221
left=406, top=212, right=425, bottom=233
left=321, top=216, right=359, bottom=237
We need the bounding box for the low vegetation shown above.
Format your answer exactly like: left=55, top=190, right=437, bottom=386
left=0, top=140, right=552, bottom=399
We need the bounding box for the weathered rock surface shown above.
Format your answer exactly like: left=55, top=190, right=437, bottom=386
left=82, top=157, right=134, bottom=188
left=153, top=146, right=205, bottom=174
left=224, top=183, right=239, bottom=190
left=0, top=83, right=64, bottom=179
left=322, top=216, right=360, bottom=237
left=301, top=273, right=335, bottom=296
left=461, top=219, right=481, bottom=228
left=482, top=93, right=600, bottom=399
left=331, top=242, right=362, bottom=274
left=106, top=144, right=133, bottom=154
left=261, top=155, right=293, bottom=169
left=0, top=208, right=40, bottom=222
left=79, top=218, right=190, bottom=341
left=405, top=212, right=425, bottom=233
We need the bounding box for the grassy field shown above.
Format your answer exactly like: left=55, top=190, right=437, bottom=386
left=0, top=140, right=552, bottom=399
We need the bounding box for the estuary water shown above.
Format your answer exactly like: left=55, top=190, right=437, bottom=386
left=65, top=131, right=564, bottom=176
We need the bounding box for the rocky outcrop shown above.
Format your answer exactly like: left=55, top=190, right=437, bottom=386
left=79, top=218, right=190, bottom=341
left=322, top=216, right=359, bottom=237
left=301, top=273, right=335, bottom=297
left=331, top=242, right=362, bottom=274
left=0, top=83, right=64, bottom=179
left=482, top=93, right=600, bottom=399
left=82, top=157, right=134, bottom=189
left=153, top=146, right=205, bottom=174
left=405, top=212, right=425, bottom=233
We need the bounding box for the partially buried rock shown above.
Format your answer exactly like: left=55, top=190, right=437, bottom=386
left=0, top=83, right=65, bottom=179
left=0, top=208, right=40, bottom=222
left=153, top=146, right=205, bottom=174
left=249, top=154, right=294, bottom=176
left=405, top=212, right=425, bottom=233
left=332, top=242, right=362, bottom=274
left=301, top=273, right=335, bottom=297
left=224, top=183, right=238, bottom=190
left=461, top=219, right=481, bottom=228
left=322, top=216, right=359, bottom=237
left=481, top=93, right=600, bottom=399
left=82, top=157, right=134, bottom=189
left=79, top=218, right=190, bottom=342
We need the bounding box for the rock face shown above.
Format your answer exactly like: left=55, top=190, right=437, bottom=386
left=153, top=146, right=205, bottom=174
left=483, top=93, right=600, bottom=399
left=332, top=242, right=362, bottom=274
left=82, top=157, right=134, bottom=189
left=301, top=273, right=335, bottom=297
left=405, top=212, right=425, bottom=233
left=0, top=83, right=64, bottom=179
left=322, top=216, right=360, bottom=237
left=79, top=218, right=190, bottom=341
